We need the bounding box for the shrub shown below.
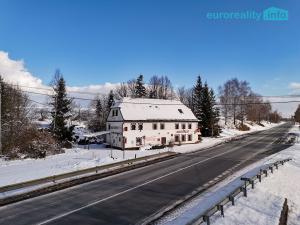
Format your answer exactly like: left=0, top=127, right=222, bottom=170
left=6, top=126, right=63, bottom=159
left=236, top=123, right=250, bottom=131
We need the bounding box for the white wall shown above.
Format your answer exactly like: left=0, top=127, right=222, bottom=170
left=123, top=122, right=200, bottom=149
left=107, top=106, right=201, bottom=149
left=106, top=121, right=123, bottom=148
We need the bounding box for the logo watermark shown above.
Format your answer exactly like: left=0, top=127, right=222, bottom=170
left=206, top=7, right=288, bottom=21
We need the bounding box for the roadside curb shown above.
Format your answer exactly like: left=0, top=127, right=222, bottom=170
left=0, top=152, right=178, bottom=207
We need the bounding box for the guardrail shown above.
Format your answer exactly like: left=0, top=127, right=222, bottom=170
left=187, top=158, right=292, bottom=225
left=0, top=152, right=176, bottom=194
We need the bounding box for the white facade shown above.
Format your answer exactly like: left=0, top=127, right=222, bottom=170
left=106, top=98, right=201, bottom=149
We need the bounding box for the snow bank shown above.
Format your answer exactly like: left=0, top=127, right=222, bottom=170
left=211, top=143, right=300, bottom=225
left=0, top=145, right=169, bottom=187
left=161, top=125, right=300, bottom=225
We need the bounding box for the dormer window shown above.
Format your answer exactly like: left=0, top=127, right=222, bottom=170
left=178, top=109, right=183, bottom=114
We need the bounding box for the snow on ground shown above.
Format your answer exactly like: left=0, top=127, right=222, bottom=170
left=0, top=145, right=168, bottom=187
left=173, top=121, right=282, bottom=154
left=161, top=125, right=300, bottom=225
left=0, top=121, right=281, bottom=188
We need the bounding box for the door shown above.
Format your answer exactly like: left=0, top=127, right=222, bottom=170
left=161, top=137, right=166, bottom=145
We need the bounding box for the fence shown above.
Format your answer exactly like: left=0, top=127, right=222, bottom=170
left=0, top=152, right=175, bottom=194
left=187, top=158, right=292, bottom=225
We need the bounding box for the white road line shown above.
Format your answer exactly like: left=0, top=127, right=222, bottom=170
left=37, top=132, right=272, bottom=225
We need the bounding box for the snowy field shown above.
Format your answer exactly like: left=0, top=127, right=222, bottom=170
left=0, top=121, right=281, bottom=187
left=161, top=125, right=300, bottom=225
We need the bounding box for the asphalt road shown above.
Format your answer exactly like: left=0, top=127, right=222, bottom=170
left=0, top=123, right=292, bottom=225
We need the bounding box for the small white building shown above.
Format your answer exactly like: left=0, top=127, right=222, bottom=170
left=106, top=98, right=201, bottom=149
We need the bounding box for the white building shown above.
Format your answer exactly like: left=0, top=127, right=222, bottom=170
left=106, top=98, right=201, bottom=149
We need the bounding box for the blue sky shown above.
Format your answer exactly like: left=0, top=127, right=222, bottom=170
left=0, top=0, right=299, bottom=95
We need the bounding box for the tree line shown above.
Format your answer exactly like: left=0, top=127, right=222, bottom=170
left=294, top=105, right=300, bottom=123
left=0, top=71, right=283, bottom=159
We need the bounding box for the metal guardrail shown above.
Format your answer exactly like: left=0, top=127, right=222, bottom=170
left=187, top=158, right=292, bottom=225
left=0, top=152, right=176, bottom=194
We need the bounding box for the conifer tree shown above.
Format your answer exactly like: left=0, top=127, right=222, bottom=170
left=192, top=76, right=203, bottom=126
left=295, top=105, right=300, bottom=123
left=50, top=70, right=73, bottom=142
left=107, top=90, right=115, bottom=109
left=200, top=82, right=212, bottom=136
left=88, top=96, right=106, bottom=132
left=94, top=97, right=104, bottom=131
left=135, top=74, right=146, bottom=98
left=210, top=88, right=220, bottom=136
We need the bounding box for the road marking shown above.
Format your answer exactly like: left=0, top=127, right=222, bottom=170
left=37, top=131, right=273, bottom=225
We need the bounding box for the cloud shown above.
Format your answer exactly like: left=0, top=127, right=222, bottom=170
left=67, top=83, right=119, bottom=95
left=0, top=51, right=118, bottom=105
left=0, top=51, right=44, bottom=88
left=289, top=82, right=300, bottom=90
left=263, top=96, right=300, bottom=118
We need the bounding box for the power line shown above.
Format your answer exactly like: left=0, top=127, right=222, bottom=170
left=28, top=99, right=50, bottom=107
left=8, top=83, right=300, bottom=99
left=5, top=83, right=300, bottom=106
left=9, top=83, right=103, bottom=96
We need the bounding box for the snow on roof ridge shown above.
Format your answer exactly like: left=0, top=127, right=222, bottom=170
left=115, top=97, right=183, bottom=105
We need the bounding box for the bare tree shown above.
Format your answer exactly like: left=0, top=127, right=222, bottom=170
left=177, top=86, right=194, bottom=111
left=147, top=75, right=174, bottom=99
left=127, top=79, right=136, bottom=97
left=115, top=82, right=129, bottom=99
left=148, top=75, right=160, bottom=99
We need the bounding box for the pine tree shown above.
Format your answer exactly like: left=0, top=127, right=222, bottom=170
left=210, top=88, right=220, bottom=136
left=94, top=97, right=103, bottom=131
left=88, top=96, right=106, bottom=132
left=192, top=76, right=203, bottom=126
left=107, top=90, right=115, bottom=109
left=295, top=105, right=300, bottom=123
left=135, top=74, right=146, bottom=98
left=200, top=82, right=212, bottom=136
left=50, top=70, right=73, bottom=142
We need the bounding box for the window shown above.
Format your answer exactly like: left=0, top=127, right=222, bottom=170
left=160, top=123, right=165, bottom=130
left=182, top=123, right=186, bottom=129
left=181, top=134, right=186, bottom=142
left=136, top=137, right=142, bottom=146
left=108, top=124, right=111, bottom=130
left=138, top=123, right=143, bottom=130
left=175, top=123, right=179, bottom=129
left=112, top=110, right=115, bottom=117
left=188, top=134, right=192, bottom=141
left=124, top=137, right=127, bottom=144
left=188, top=123, right=192, bottom=129
left=175, top=135, right=179, bottom=142
left=131, top=123, right=136, bottom=130
left=153, top=123, right=158, bottom=130
left=119, top=137, right=121, bottom=142
left=178, top=109, right=183, bottom=114
left=115, top=110, right=118, bottom=116
left=124, top=127, right=128, bottom=131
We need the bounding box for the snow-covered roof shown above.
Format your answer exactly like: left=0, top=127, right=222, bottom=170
left=112, top=97, right=198, bottom=121
left=83, top=131, right=110, bottom=138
